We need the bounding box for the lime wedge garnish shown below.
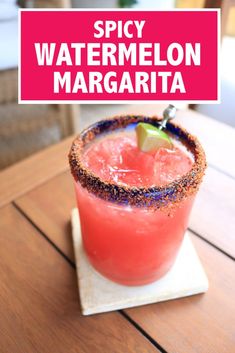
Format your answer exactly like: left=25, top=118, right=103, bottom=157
left=136, top=122, right=173, bottom=152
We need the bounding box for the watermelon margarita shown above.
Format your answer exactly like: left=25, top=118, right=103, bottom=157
left=69, top=116, right=206, bottom=286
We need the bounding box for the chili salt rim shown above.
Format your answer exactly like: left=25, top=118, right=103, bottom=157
left=69, top=115, right=207, bottom=209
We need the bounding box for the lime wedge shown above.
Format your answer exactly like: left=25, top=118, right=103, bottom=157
left=136, top=122, right=173, bottom=152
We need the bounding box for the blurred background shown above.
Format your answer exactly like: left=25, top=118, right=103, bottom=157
left=0, top=0, right=234, bottom=170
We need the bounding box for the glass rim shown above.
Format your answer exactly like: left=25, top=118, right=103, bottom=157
left=69, top=115, right=206, bottom=209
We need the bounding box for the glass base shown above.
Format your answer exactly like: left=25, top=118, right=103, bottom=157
left=86, top=254, right=176, bottom=286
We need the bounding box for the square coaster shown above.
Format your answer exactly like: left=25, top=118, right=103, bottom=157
left=71, top=208, right=208, bottom=315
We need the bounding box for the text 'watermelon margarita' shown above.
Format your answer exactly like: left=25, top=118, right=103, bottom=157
left=69, top=115, right=206, bottom=286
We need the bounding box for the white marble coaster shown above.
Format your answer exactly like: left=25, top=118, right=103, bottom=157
left=71, top=208, right=208, bottom=315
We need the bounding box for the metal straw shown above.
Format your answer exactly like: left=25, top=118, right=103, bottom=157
left=159, top=104, right=177, bottom=130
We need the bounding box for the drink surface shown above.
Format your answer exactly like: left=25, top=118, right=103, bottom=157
left=82, top=130, right=193, bottom=187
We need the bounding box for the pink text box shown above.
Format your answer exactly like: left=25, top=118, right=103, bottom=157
left=20, top=10, right=219, bottom=103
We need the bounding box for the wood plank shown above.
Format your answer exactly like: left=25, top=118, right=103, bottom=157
left=16, top=171, right=75, bottom=260
left=0, top=204, right=160, bottom=353
left=14, top=174, right=235, bottom=352
left=125, top=234, right=235, bottom=353
left=0, top=135, right=74, bottom=208
left=15, top=161, right=235, bottom=259
left=190, top=166, right=235, bottom=258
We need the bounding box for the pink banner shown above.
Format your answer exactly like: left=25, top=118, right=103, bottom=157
left=19, top=10, right=219, bottom=103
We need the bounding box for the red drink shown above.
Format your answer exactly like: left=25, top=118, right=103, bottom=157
left=69, top=116, right=206, bottom=286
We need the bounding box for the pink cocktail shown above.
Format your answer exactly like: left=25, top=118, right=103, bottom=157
left=69, top=116, right=206, bottom=286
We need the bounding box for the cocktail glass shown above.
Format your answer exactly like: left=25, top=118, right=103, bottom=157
left=69, top=115, right=206, bottom=286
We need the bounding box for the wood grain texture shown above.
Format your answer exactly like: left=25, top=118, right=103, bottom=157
left=0, top=135, right=74, bottom=208
left=14, top=174, right=235, bottom=353
left=190, top=166, right=235, bottom=258
left=0, top=205, right=160, bottom=353
left=126, top=235, right=235, bottom=353
left=16, top=171, right=75, bottom=260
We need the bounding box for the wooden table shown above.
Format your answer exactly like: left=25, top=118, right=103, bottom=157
left=0, top=106, right=234, bottom=353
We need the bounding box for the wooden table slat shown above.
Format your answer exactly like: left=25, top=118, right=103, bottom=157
left=126, top=234, right=235, bottom=353
left=0, top=204, right=160, bottom=353
left=16, top=171, right=76, bottom=261
left=190, top=166, right=235, bottom=258
left=0, top=135, right=74, bottom=209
